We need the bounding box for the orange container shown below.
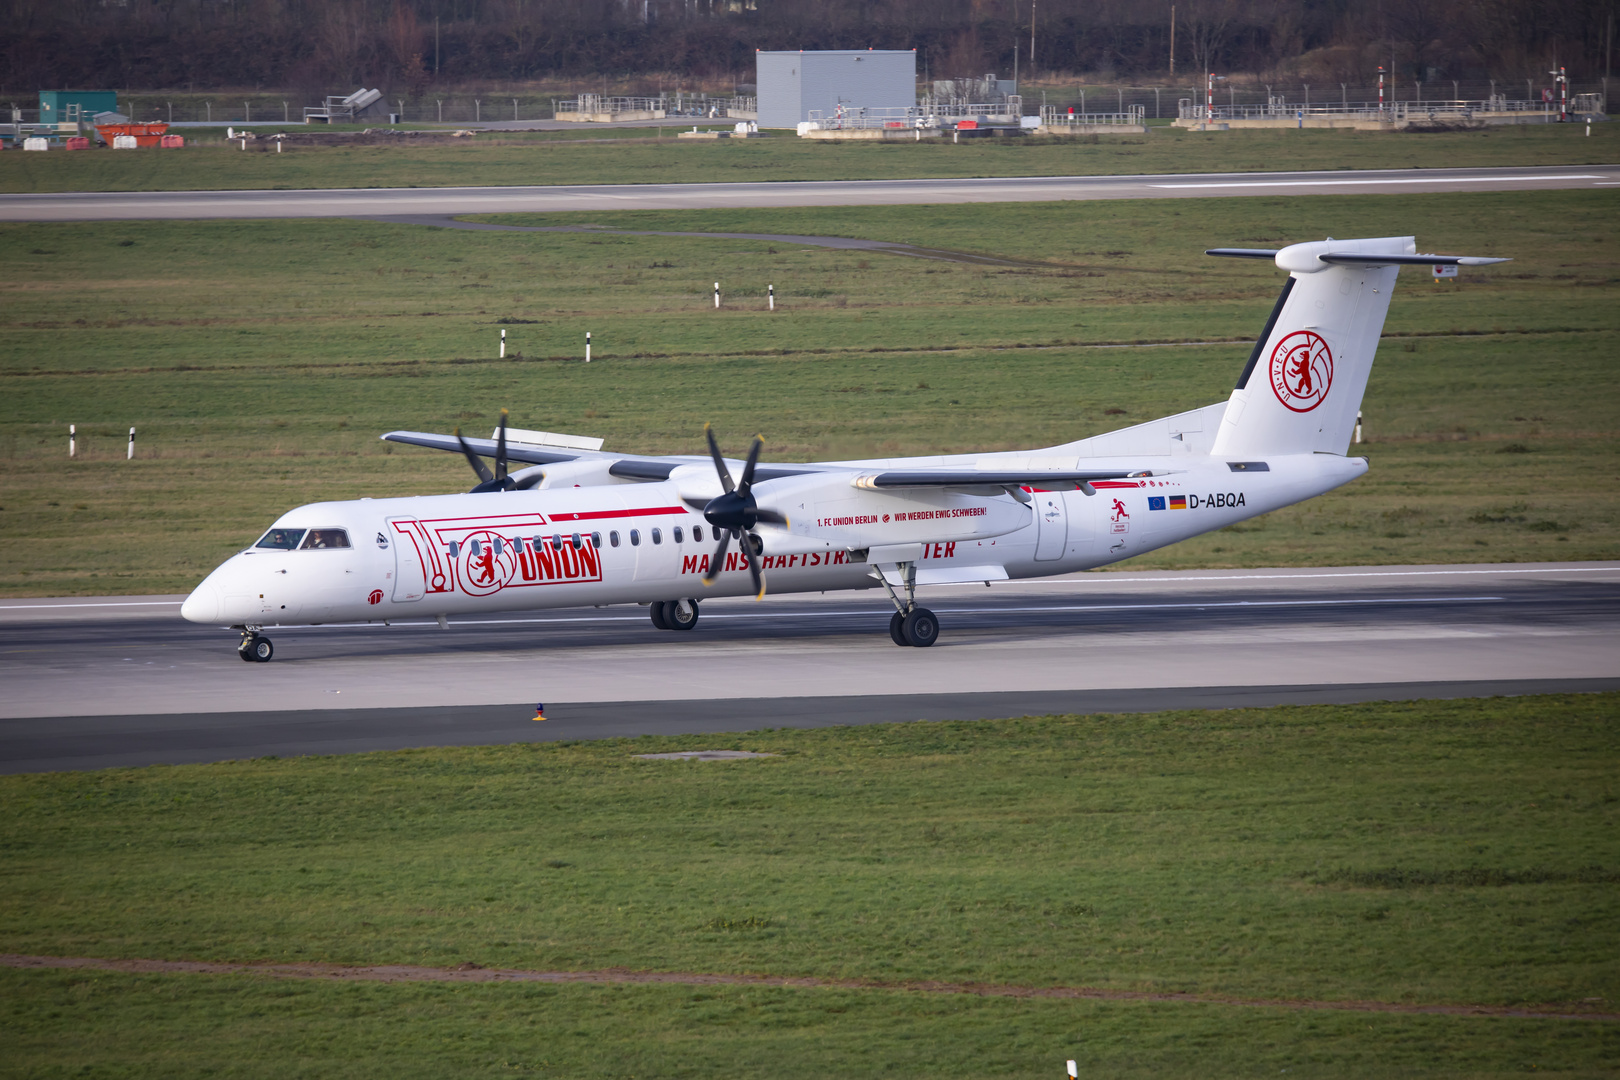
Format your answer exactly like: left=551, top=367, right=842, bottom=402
left=956, top=119, right=979, bottom=130
left=95, top=122, right=170, bottom=148
left=159, top=134, right=185, bottom=148
left=64, top=136, right=90, bottom=150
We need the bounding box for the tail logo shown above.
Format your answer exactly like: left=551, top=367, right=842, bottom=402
left=1268, top=331, right=1334, bottom=413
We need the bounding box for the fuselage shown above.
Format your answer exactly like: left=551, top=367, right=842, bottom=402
left=181, top=451, right=1366, bottom=628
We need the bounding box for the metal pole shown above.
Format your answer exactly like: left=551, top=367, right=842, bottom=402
left=438, top=100, right=442, bottom=122
left=1378, top=68, right=1384, bottom=117
left=514, top=98, right=519, bottom=121
left=127, top=427, right=135, bottom=460
left=1168, top=4, right=1175, bottom=75
left=284, top=100, right=288, bottom=122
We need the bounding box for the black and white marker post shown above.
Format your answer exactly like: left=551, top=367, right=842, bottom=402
left=127, top=427, right=136, bottom=460
left=768, top=284, right=774, bottom=311
left=69, top=424, right=76, bottom=458
left=500, top=328, right=507, bottom=359
left=714, top=281, right=720, bottom=309
left=585, top=331, right=592, bottom=363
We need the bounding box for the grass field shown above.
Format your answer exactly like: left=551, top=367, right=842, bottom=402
left=2, top=694, right=1617, bottom=1077
left=1, top=189, right=1615, bottom=595
left=1, top=120, right=1616, bottom=193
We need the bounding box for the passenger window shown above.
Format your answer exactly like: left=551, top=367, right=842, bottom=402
left=255, top=528, right=305, bottom=550
left=467, top=539, right=481, bottom=557
left=609, top=531, right=620, bottom=548
left=693, top=526, right=704, bottom=543
left=673, top=526, right=684, bottom=543
left=551, top=534, right=563, bottom=551
left=591, top=532, right=602, bottom=549
left=630, top=529, right=641, bottom=546
left=493, top=538, right=504, bottom=555
left=448, top=541, right=460, bottom=558
left=651, top=527, right=662, bottom=545
left=570, top=533, right=582, bottom=550
left=532, top=536, right=543, bottom=551
left=300, top=529, right=351, bottom=550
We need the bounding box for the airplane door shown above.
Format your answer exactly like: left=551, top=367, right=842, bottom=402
left=1034, top=490, right=1067, bottom=561
left=387, top=519, right=430, bottom=602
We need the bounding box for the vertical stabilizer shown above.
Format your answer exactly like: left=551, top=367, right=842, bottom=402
left=1209, top=236, right=1411, bottom=457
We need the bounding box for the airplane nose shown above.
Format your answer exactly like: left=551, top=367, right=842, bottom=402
left=181, top=581, right=221, bottom=624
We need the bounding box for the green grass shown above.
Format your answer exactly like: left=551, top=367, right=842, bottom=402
left=2, top=695, right=1617, bottom=1077
left=0, top=190, right=1616, bottom=595
left=2, top=120, right=1616, bottom=193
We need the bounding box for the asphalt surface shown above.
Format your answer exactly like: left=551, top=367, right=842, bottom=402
left=3, top=562, right=1616, bottom=773
left=2, top=165, right=1614, bottom=222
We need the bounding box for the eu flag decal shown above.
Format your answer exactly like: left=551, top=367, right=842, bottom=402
left=1148, top=496, right=1166, bottom=511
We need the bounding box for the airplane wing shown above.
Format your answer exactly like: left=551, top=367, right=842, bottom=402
left=851, top=468, right=1142, bottom=495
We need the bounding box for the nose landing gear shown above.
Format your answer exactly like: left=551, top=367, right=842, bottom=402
left=238, top=630, right=274, bottom=662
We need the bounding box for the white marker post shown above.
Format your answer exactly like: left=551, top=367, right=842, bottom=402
left=1354, top=410, right=1363, bottom=445
left=500, top=328, right=507, bottom=359
left=69, top=424, right=76, bottom=458
left=714, top=281, right=720, bottom=309
left=1067, top=1061, right=1078, bottom=1078
left=127, top=427, right=136, bottom=460
left=768, top=284, right=775, bottom=311
left=585, top=331, right=592, bottom=363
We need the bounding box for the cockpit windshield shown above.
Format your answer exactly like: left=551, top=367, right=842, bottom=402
left=299, top=529, right=351, bottom=549
left=255, top=528, right=306, bottom=550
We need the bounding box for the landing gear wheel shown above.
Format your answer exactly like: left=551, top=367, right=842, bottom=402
left=667, top=598, right=700, bottom=631
left=239, top=635, right=273, bottom=662
left=649, top=602, right=671, bottom=630
left=889, top=611, right=911, bottom=646
left=901, top=608, right=939, bottom=648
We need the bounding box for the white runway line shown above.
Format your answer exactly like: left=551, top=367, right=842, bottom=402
left=283, top=594, right=1502, bottom=632
left=0, top=600, right=184, bottom=610
left=1152, top=175, right=1606, bottom=189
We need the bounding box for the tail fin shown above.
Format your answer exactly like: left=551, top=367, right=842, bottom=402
left=1206, top=237, right=1506, bottom=457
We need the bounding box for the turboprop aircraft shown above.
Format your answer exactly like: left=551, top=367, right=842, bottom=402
left=182, top=236, right=1506, bottom=661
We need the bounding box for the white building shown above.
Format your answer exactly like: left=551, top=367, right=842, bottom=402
left=756, top=49, right=916, bottom=128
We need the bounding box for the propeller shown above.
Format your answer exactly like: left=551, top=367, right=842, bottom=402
left=682, top=424, right=788, bottom=599
left=455, top=409, right=543, bottom=493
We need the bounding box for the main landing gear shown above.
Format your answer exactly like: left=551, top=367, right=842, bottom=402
left=876, top=561, right=939, bottom=648
left=649, top=598, right=700, bottom=632
left=237, top=629, right=274, bottom=662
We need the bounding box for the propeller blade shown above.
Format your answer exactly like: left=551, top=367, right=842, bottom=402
left=752, top=507, right=790, bottom=526
left=701, top=529, right=731, bottom=586
left=454, top=427, right=495, bottom=486
left=494, top=409, right=509, bottom=485
left=743, top=534, right=765, bottom=600
left=737, top=435, right=764, bottom=497
left=705, top=423, right=735, bottom=493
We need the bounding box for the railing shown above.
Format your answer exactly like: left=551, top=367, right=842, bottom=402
left=1177, top=99, right=1558, bottom=121
left=1040, top=105, right=1145, bottom=125
left=553, top=94, right=756, bottom=118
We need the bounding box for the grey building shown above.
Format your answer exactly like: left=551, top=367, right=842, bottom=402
left=756, top=49, right=917, bottom=128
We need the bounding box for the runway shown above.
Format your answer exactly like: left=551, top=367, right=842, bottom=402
left=2, top=562, right=1616, bottom=773
left=2, top=165, right=1614, bottom=222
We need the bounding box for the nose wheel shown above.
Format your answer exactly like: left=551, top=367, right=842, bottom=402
left=238, top=631, right=273, bottom=662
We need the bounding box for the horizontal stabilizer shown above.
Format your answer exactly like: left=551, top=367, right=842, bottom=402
left=1207, top=246, right=1510, bottom=271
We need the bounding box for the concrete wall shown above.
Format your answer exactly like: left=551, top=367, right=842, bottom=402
left=757, top=50, right=915, bottom=128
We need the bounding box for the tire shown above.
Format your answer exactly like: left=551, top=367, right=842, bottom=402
left=649, top=601, right=671, bottom=630
left=902, top=608, right=939, bottom=648
left=238, top=639, right=258, bottom=662
left=667, top=598, right=700, bottom=631
left=889, top=611, right=911, bottom=646
left=248, top=636, right=274, bottom=662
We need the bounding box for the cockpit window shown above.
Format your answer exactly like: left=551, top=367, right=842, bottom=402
left=255, top=528, right=306, bottom=550
left=299, top=529, right=351, bottom=550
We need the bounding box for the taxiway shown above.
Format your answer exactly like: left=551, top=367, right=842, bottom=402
left=1, top=165, right=1613, bottom=222
left=2, top=562, right=1616, bottom=773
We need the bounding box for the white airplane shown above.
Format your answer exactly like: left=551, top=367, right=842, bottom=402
left=182, top=236, right=1505, bottom=661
